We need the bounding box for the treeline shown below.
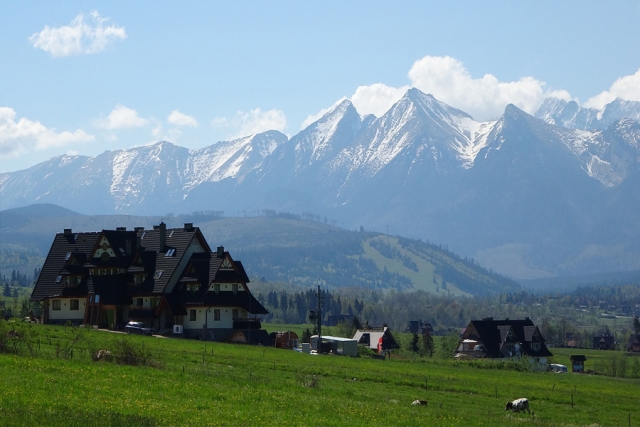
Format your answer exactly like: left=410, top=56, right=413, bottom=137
left=254, top=284, right=640, bottom=348
left=255, top=288, right=365, bottom=324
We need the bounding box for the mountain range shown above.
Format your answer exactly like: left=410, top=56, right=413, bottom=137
left=2, top=88, right=640, bottom=280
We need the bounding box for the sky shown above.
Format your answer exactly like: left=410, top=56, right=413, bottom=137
left=1, top=1, right=640, bottom=173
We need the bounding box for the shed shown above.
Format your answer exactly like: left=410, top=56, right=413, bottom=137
left=310, top=335, right=358, bottom=356
left=270, top=331, right=299, bottom=349
left=570, top=355, right=587, bottom=373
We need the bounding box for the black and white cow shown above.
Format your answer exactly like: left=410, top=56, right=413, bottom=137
left=505, top=398, right=530, bottom=413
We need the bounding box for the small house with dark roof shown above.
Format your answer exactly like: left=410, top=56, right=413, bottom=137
left=626, top=334, right=640, bottom=353
left=31, top=223, right=268, bottom=341
left=593, top=330, right=616, bottom=350
left=455, top=317, right=552, bottom=365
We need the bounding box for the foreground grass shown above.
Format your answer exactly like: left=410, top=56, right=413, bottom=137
left=0, top=323, right=639, bottom=426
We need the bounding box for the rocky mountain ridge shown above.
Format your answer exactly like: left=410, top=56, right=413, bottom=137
left=2, top=89, right=640, bottom=280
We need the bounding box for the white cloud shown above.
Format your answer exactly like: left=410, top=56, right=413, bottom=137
left=212, top=108, right=287, bottom=139
left=547, top=90, right=573, bottom=102
left=151, top=122, right=183, bottom=142
left=407, top=56, right=545, bottom=121
left=93, top=105, right=148, bottom=130
left=351, top=84, right=410, bottom=118
left=585, top=68, right=640, bottom=110
left=29, top=11, right=126, bottom=57
left=0, top=107, right=94, bottom=158
left=301, top=97, right=348, bottom=129
left=168, top=110, right=198, bottom=128
left=343, top=56, right=548, bottom=121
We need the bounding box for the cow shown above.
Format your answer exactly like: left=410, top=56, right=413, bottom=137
left=505, top=398, right=530, bottom=413
left=411, top=400, right=427, bottom=406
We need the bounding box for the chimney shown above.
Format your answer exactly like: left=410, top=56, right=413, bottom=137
left=184, top=223, right=194, bottom=232
left=159, top=222, right=166, bottom=251
left=134, top=227, right=144, bottom=250
left=63, top=228, right=72, bottom=236
left=116, top=227, right=126, bottom=231
left=217, top=246, right=224, bottom=258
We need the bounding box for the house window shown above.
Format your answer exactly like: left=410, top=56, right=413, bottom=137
left=505, top=343, right=516, bottom=355
left=136, top=298, right=143, bottom=308
left=531, top=342, right=541, bottom=351
left=190, top=310, right=196, bottom=322
left=232, top=284, right=238, bottom=294
left=70, top=299, right=79, bottom=311
left=52, top=300, right=61, bottom=311
left=213, top=283, right=220, bottom=294
left=153, top=270, right=163, bottom=280
left=187, top=283, right=199, bottom=293
left=150, top=298, right=157, bottom=309
left=214, top=309, right=220, bottom=321
left=232, top=309, right=239, bottom=320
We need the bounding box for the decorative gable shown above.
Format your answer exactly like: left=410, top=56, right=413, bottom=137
left=93, top=235, right=116, bottom=261
left=221, top=257, right=233, bottom=270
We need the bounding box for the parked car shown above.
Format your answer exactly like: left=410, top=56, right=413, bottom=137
left=549, top=363, right=568, bottom=373
left=125, top=321, right=153, bottom=335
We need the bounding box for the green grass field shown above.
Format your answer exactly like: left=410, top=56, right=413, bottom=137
left=1, top=322, right=639, bottom=426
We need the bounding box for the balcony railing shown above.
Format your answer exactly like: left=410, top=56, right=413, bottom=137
left=233, top=318, right=262, bottom=330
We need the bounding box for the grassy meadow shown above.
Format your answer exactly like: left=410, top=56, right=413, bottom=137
left=0, top=322, right=639, bottom=426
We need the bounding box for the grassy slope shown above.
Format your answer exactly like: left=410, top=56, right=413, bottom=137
left=362, top=236, right=470, bottom=296
left=1, top=323, right=639, bottom=426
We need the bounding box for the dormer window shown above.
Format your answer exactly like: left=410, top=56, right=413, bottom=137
left=165, top=248, right=176, bottom=257
left=55, top=275, right=62, bottom=283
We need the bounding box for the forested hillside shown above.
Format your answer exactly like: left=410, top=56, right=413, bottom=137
left=0, top=205, right=521, bottom=296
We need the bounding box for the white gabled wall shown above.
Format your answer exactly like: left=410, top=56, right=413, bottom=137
left=48, top=298, right=85, bottom=320
left=182, top=306, right=248, bottom=329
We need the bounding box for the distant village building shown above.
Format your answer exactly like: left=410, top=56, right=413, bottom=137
left=353, top=326, right=400, bottom=354
left=407, top=320, right=434, bottom=335
left=593, top=329, right=616, bottom=350
left=455, top=317, right=552, bottom=365
left=30, top=223, right=268, bottom=342
left=626, top=334, right=640, bottom=353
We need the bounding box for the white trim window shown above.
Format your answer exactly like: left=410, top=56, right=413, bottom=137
left=52, top=300, right=61, bottom=311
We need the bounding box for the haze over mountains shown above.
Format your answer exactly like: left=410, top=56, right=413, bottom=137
left=2, top=88, right=640, bottom=280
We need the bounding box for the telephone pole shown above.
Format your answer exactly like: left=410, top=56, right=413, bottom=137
left=308, top=285, right=323, bottom=353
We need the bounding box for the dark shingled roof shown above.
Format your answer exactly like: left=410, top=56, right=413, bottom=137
left=167, top=251, right=267, bottom=315
left=31, top=231, right=101, bottom=302
left=137, top=224, right=208, bottom=293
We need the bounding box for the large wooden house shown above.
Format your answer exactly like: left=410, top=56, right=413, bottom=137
left=455, top=317, right=552, bottom=365
left=30, top=223, right=268, bottom=341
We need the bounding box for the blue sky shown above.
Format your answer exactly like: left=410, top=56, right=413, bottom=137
left=1, top=1, right=640, bottom=173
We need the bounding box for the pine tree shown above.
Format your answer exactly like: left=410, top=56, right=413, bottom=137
left=421, top=328, right=435, bottom=357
